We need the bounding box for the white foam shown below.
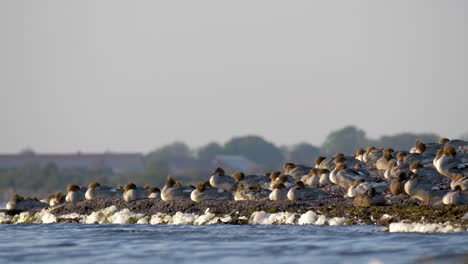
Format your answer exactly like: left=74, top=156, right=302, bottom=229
left=84, top=206, right=118, bottom=224
left=41, top=212, right=57, bottom=224
left=389, top=222, right=465, bottom=233
left=298, top=211, right=318, bottom=225
left=249, top=211, right=297, bottom=225
left=171, top=212, right=198, bottom=225
left=137, top=217, right=149, bottom=224
left=0, top=212, right=12, bottom=224
left=59, top=213, right=85, bottom=220
left=328, top=217, right=346, bottom=226
left=13, top=212, right=34, bottom=224
left=194, top=209, right=216, bottom=225
left=149, top=213, right=172, bottom=225
left=108, top=209, right=144, bottom=224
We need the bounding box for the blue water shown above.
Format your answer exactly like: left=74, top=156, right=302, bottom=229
left=0, top=224, right=466, bottom=264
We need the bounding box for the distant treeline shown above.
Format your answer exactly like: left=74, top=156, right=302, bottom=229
left=0, top=125, right=460, bottom=200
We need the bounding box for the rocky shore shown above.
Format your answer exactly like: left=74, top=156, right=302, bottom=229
left=1, top=198, right=467, bottom=228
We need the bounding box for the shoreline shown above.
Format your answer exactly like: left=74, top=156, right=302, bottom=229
left=1, top=199, right=467, bottom=228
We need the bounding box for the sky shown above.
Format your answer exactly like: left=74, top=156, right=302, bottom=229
left=1, top=1, right=467, bottom=153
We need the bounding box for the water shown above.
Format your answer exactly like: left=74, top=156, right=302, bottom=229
left=0, top=224, right=466, bottom=264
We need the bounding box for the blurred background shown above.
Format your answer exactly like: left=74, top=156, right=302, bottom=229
left=1, top=1, right=467, bottom=200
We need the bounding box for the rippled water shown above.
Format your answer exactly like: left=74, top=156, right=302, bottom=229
left=0, top=224, right=466, bottom=264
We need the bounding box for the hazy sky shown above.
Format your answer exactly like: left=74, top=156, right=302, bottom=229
left=1, top=1, right=467, bottom=153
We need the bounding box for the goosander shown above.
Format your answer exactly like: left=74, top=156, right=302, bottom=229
left=161, top=176, right=194, bottom=201
left=389, top=173, right=408, bottom=195
left=362, top=146, right=383, bottom=167
left=353, top=188, right=386, bottom=207
left=148, top=187, right=161, bottom=199
left=375, top=149, right=394, bottom=170
left=450, top=175, right=468, bottom=191
left=355, top=148, right=365, bottom=162
left=330, top=163, right=366, bottom=188
left=49, top=192, right=65, bottom=207
left=404, top=172, right=447, bottom=205
left=283, top=163, right=312, bottom=179
left=287, top=181, right=328, bottom=201
left=6, top=194, right=48, bottom=210
left=347, top=179, right=388, bottom=198
left=209, top=168, right=237, bottom=192
left=234, top=183, right=271, bottom=201
left=123, top=183, right=149, bottom=202
left=190, top=182, right=233, bottom=202
left=318, top=169, right=331, bottom=186
left=301, top=168, right=320, bottom=187
left=232, top=171, right=271, bottom=189
left=442, top=186, right=468, bottom=205
left=269, top=173, right=295, bottom=189
left=435, top=146, right=468, bottom=179
left=268, top=183, right=289, bottom=201
left=85, top=182, right=123, bottom=200
left=409, top=162, right=444, bottom=185
left=65, top=184, right=86, bottom=203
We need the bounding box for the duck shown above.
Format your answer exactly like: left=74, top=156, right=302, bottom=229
left=390, top=172, right=408, bottom=195
left=334, top=153, right=361, bottom=169
left=398, top=150, right=435, bottom=167
left=439, top=137, right=468, bottom=149
left=49, top=192, right=65, bottom=207
left=375, top=149, right=395, bottom=170
left=287, top=181, right=328, bottom=201
left=6, top=194, right=48, bottom=210
left=269, top=183, right=289, bottom=201
left=65, top=184, right=86, bottom=203
left=355, top=148, right=365, bottom=162
left=434, top=146, right=468, bottom=179
left=362, top=146, right=383, bottom=167
left=232, top=171, right=271, bottom=189
left=148, top=187, right=161, bottom=199
left=404, top=172, right=447, bottom=205
left=161, top=176, right=194, bottom=201
left=432, top=149, right=444, bottom=168
left=283, top=163, right=312, bottom=179
left=409, top=162, right=444, bottom=185
left=85, top=182, right=123, bottom=200
left=314, top=156, right=328, bottom=169
left=209, top=168, right=237, bottom=192
left=450, top=175, right=468, bottom=191
left=352, top=163, right=370, bottom=179
left=190, top=182, right=233, bottom=202
left=329, top=163, right=367, bottom=188
left=353, top=188, right=386, bottom=207
left=234, top=183, right=271, bottom=201
left=269, top=173, right=295, bottom=189
left=123, top=182, right=149, bottom=202
left=318, top=169, right=332, bottom=186
left=442, top=186, right=468, bottom=205
left=347, top=179, right=388, bottom=198
left=409, top=140, right=440, bottom=155
left=384, top=160, right=403, bottom=180
left=301, top=168, right=320, bottom=187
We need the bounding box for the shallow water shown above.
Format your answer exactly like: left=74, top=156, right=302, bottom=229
left=0, top=224, right=466, bottom=264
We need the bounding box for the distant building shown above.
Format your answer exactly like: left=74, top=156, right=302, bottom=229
left=0, top=152, right=145, bottom=174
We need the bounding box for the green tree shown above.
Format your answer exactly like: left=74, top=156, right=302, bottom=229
left=376, top=133, right=440, bottom=151
left=321, top=126, right=368, bottom=156
left=288, top=143, right=320, bottom=165
left=197, top=142, right=223, bottom=161
left=224, top=135, right=284, bottom=169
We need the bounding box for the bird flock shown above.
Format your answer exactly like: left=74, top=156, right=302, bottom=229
left=6, top=138, right=468, bottom=211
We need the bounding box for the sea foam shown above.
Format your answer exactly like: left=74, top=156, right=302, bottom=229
left=389, top=222, right=465, bottom=233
